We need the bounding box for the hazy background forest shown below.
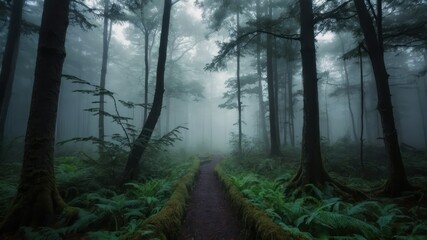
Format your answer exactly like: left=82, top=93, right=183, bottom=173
left=1, top=0, right=426, bottom=158
left=1, top=0, right=427, bottom=239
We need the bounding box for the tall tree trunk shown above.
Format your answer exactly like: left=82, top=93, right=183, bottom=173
left=166, top=95, right=171, bottom=132
left=99, top=0, right=112, bottom=158
left=273, top=43, right=281, bottom=145
left=353, top=0, right=411, bottom=196
left=416, top=78, right=427, bottom=149
left=121, top=0, right=171, bottom=183
left=359, top=44, right=365, bottom=168
left=256, top=0, right=269, bottom=152
left=339, top=35, right=358, bottom=141
left=143, top=29, right=150, bottom=123
left=287, top=59, right=295, bottom=146
left=283, top=71, right=288, bottom=146
left=236, top=6, right=242, bottom=157
left=267, top=0, right=281, bottom=157
left=324, top=75, right=330, bottom=142
left=0, top=0, right=71, bottom=232
left=343, top=57, right=358, bottom=142
left=290, top=0, right=328, bottom=186
left=0, top=0, right=25, bottom=153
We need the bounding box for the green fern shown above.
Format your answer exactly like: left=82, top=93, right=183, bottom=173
left=92, top=194, right=142, bottom=230
left=21, top=227, right=62, bottom=240
left=87, top=231, right=120, bottom=240
left=58, top=209, right=98, bottom=234
left=304, top=209, right=380, bottom=238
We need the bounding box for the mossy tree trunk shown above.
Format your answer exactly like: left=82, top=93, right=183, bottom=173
left=0, top=0, right=70, bottom=233
left=353, top=0, right=412, bottom=196
left=290, top=0, right=329, bottom=186
left=121, top=0, right=171, bottom=183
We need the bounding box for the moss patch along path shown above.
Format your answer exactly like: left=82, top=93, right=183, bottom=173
left=180, top=156, right=241, bottom=239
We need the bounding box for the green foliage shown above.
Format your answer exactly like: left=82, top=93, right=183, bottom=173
left=215, top=164, right=309, bottom=240
left=220, top=158, right=427, bottom=239
left=61, top=75, right=188, bottom=167
left=125, top=180, right=171, bottom=217
left=126, top=156, right=200, bottom=240
left=0, top=154, right=197, bottom=238
left=87, top=231, right=121, bottom=240
left=21, top=227, right=62, bottom=240
left=219, top=74, right=259, bottom=110
left=92, top=193, right=142, bottom=230
left=59, top=209, right=98, bottom=234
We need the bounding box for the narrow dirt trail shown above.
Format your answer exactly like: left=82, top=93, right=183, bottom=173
left=180, top=156, right=241, bottom=240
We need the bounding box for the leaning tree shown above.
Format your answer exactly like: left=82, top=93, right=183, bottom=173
left=120, top=0, right=172, bottom=183
left=353, top=0, right=412, bottom=196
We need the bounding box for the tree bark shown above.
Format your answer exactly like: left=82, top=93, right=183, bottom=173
left=121, top=0, right=171, bottom=183
left=266, top=0, right=281, bottom=157
left=99, top=0, right=112, bottom=158
left=256, top=0, right=269, bottom=152
left=0, top=0, right=71, bottom=232
left=353, top=0, right=412, bottom=196
left=290, top=0, right=328, bottom=186
left=0, top=0, right=25, bottom=153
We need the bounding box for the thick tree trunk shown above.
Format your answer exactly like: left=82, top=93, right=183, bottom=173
left=0, top=0, right=71, bottom=232
left=353, top=0, right=411, bottom=196
left=290, top=0, right=328, bottom=186
left=267, top=0, right=281, bottom=157
left=121, top=0, right=171, bottom=183
left=0, top=0, right=24, bottom=152
left=99, top=0, right=112, bottom=158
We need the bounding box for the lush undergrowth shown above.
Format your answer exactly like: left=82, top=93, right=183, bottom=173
left=220, top=143, right=427, bottom=239
left=0, top=152, right=197, bottom=239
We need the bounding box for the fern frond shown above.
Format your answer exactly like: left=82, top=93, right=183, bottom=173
left=306, top=210, right=380, bottom=238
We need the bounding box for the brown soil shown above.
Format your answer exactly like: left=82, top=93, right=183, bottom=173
left=180, top=156, right=241, bottom=240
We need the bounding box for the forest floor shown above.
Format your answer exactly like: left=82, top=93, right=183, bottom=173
left=179, top=156, right=241, bottom=240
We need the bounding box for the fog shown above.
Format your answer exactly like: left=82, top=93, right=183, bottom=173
left=1, top=0, right=426, bottom=159
left=2, top=0, right=427, bottom=238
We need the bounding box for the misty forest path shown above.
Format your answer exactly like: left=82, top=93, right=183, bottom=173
left=180, top=157, right=241, bottom=240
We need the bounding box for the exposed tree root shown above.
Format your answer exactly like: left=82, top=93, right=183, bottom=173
left=286, top=167, right=367, bottom=202
left=0, top=173, right=78, bottom=235
left=372, top=179, right=416, bottom=198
